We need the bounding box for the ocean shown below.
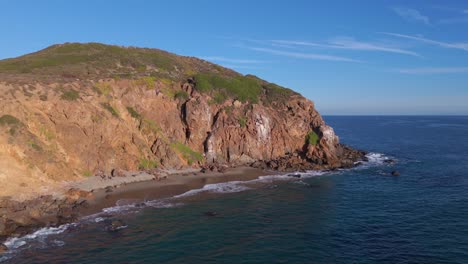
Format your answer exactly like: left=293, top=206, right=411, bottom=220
left=2, top=116, right=468, bottom=263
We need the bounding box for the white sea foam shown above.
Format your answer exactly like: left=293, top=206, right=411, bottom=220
left=258, top=170, right=327, bottom=182
left=365, top=152, right=390, bottom=164
left=348, top=152, right=394, bottom=170
left=1, top=153, right=392, bottom=262
left=94, top=217, right=105, bottom=223
left=257, top=174, right=292, bottom=182
left=113, top=225, right=128, bottom=230
left=102, top=203, right=138, bottom=214
left=0, top=255, right=11, bottom=263
left=3, top=224, right=73, bottom=250
left=174, top=181, right=251, bottom=198
left=52, top=239, right=65, bottom=247
left=146, top=200, right=184, bottom=208
left=174, top=170, right=330, bottom=199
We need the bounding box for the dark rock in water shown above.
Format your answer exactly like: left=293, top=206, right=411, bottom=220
left=105, top=186, right=114, bottom=193
left=384, top=159, right=396, bottom=164
left=203, top=211, right=218, bottom=217
left=391, top=170, right=400, bottom=176
left=0, top=243, right=8, bottom=254
left=135, top=202, right=146, bottom=208
left=107, top=219, right=127, bottom=232
left=288, top=173, right=301, bottom=178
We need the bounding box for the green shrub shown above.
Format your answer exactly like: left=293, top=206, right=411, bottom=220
left=194, top=73, right=262, bottom=103
left=93, top=83, right=112, bottom=95
left=126, top=106, right=141, bottom=119
left=238, top=117, right=247, bottom=128
left=171, top=142, right=203, bottom=165
left=305, top=131, right=319, bottom=145
left=39, top=126, right=54, bottom=141
left=213, top=91, right=227, bottom=104
left=60, top=89, right=80, bottom=101
left=141, top=118, right=160, bottom=134
left=27, top=140, right=42, bottom=151
left=174, top=90, right=189, bottom=100
left=138, top=158, right=158, bottom=170
left=82, top=170, right=93, bottom=177
left=136, top=65, right=147, bottom=72
left=134, top=76, right=157, bottom=89
left=224, top=106, right=232, bottom=114
left=101, top=102, right=119, bottom=117
left=0, top=115, right=21, bottom=126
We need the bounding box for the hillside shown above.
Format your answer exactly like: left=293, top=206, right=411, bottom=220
left=0, top=42, right=362, bottom=200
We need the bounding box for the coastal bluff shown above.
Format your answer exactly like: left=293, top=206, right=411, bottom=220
left=0, top=43, right=364, bottom=241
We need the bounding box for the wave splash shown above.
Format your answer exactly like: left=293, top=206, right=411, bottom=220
left=1, top=152, right=392, bottom=262
left=365, top=152, right=392, bottom=164
left=4, top=224, right=72, bottom=250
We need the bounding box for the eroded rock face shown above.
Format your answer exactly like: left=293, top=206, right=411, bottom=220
left=0, top=79, right=363, bottom=200
left=184, top=96, right=212, bottom=151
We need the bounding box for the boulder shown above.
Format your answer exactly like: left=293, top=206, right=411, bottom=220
left=288, top=173, right=301, bottom=178
left=111, top=168, right=126, bottom=177
left=391, top=171, right=400, bottom=176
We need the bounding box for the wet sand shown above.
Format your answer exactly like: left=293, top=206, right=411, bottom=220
left=77, top=167, right=278, bottom=217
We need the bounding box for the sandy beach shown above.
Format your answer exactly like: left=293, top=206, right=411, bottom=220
left=74, top=167, right=278, bottom=217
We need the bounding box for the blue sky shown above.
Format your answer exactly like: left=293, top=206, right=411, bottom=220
left=1, top=0, right=467, bottom=115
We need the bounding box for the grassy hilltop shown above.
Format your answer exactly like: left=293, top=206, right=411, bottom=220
left=0, top=42, right=297, bottom=104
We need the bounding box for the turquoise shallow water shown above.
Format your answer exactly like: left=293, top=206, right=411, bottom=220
left=2, top=116, right=468, bottom=263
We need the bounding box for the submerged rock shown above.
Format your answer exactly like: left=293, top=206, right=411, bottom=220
left=106, top=219, right=127, bottom=232
left=135, top=202, right=146, bottom=208
left=0, top=243, right=7, bottom=254
left=203, top=211, right=218, bottom=217
left=391, top=171, right=401, bottom=176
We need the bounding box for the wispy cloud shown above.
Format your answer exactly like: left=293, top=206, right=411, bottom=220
left=200, top=56, right=267, bottom=64
left=272, top=37, right=420, bottom=57
left=246, top=47, right=359, bottom=62
left=397, top=67, right=468, bottom=74
left=383, top=32, right=468, bottom=51
left=392, top=7, right=430, bottom=25
left=271, top=40, right=325, bottom=48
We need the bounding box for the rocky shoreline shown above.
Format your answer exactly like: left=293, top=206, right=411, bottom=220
left=0, top=146, right=365, bottom=250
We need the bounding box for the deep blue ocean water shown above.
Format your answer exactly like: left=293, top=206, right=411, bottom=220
left=2, top=116, right=468, bottom=264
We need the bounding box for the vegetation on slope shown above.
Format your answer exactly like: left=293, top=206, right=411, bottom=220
left=305, top=131, right=319, bottom=146
left=0, top=42, right=299, bottom=104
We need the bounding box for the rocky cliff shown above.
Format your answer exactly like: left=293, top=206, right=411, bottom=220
left=0, top=43, right=363, bottom=200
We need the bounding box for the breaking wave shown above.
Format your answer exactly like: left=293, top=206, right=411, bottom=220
left=1, top=152, right=391, bottom=262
